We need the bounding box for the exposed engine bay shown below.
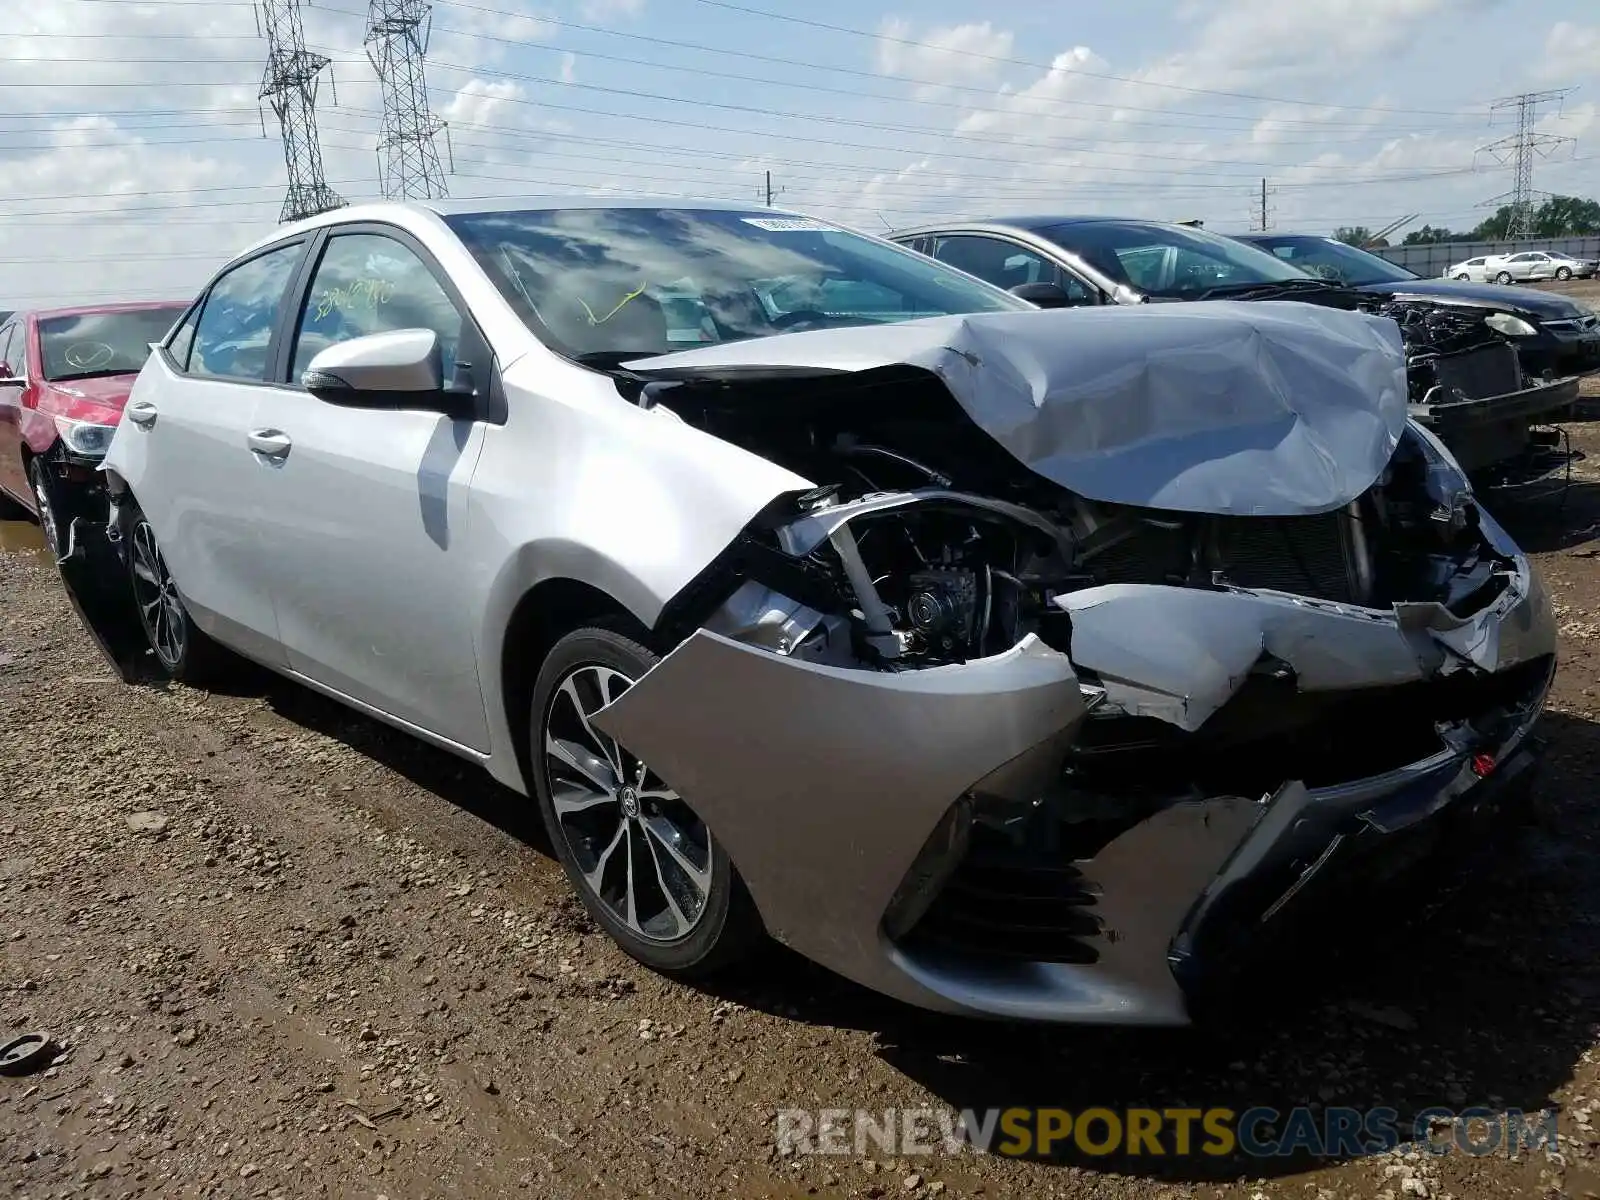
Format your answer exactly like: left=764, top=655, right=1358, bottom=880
left=1364, top=296, right=1530, bottom=407
left=643, top=368, right=1510, bottom=676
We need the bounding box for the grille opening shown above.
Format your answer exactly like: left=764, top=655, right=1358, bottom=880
left=1083, top=511, right=1360, bottom=605
left=1070, top=654, right=1554, bottom=802
left=898, top=826, right=1102, bottom=965
left=895, top=656, right=1551, bottom=969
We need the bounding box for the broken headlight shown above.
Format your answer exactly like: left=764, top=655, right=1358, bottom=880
left=1484, top=312, right=1538, bottom=339
left=1398, top=420, right=1476, bottom=538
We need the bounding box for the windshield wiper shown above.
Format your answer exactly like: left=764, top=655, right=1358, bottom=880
left=1194, top=277, right=1355, bottom=301
left=572, top=350, right=661, bottom=370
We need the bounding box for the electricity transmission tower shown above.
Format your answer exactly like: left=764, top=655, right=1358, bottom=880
left=365, top=0, right=450, bottom=200
left=1475, top=88, right=1576, bottom=238
left=258, top=0, right=346, bottom=223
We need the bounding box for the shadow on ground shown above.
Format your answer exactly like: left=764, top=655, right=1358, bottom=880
left=242, top=620, right=1600, bottom=1184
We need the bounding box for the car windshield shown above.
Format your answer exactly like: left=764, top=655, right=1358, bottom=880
left=39, top=306, right=187, bottom=382
left=1036, top=220, right=1310, bottom=298
left=1241, top=235, right=1420, bottom=286
left=444, top=207, right=1032, bottom=360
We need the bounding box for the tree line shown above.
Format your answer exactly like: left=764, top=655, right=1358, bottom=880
left=1332, top=195, right=1600, bottom=248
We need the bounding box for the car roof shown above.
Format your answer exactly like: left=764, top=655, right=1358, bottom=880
left=24, top=299, right=190, bottom=322
left=888, top=214, right=1164, bottom=237
left=233, top=195, right=824, bottom=265
left=1232, top=232, right=1337, bottom=241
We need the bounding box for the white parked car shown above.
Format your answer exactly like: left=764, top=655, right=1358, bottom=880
left=1443, top=256, right=1494, bottom=282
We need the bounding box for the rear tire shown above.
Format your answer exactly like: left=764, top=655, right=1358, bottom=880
left=123, top=500, right=232, bottom=685
left=529, top=622, right=764, bottom=978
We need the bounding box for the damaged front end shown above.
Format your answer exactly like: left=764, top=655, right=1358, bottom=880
left=593, top=305, right=1556, bottom=1025
left=42, top=475, right=151, bottom=683
left=1366, top=296, right=1579, bottom=484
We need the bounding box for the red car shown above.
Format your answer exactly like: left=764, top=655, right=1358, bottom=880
left=0, top=301, right=189, bottom=555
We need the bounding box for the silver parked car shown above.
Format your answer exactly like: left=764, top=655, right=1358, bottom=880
left=79, top=199, right=1554, bottom=1026
left=1484, top=250, right=1595, bottom=284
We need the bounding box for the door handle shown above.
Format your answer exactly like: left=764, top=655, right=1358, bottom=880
left=247, top=428, right=293, bottom=459
left=125, top=400, right=158, bottom=427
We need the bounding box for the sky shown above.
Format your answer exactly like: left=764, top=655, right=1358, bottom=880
left=4, top=0, right=1600, bottom=311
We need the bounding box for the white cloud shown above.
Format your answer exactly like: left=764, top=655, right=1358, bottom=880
left=1538, top=21, right=1600, bottom=83
left=579, top=0, right=646, bottom=22
left=875, top=18, right=1015, bottom=93
left=3, top=0, right=1598, bottom=311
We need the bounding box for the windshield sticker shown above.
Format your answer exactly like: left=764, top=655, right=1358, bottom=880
left=742, top=217, right=836, bottom=233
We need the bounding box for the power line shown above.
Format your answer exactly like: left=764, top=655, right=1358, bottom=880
left=0, top=55, right=1478, bottom=173
left=684, top=0, right=1484, bottom=117
left=33, top=0, right=1496, bottom=128
left=258, top=0, right=347, bottom=221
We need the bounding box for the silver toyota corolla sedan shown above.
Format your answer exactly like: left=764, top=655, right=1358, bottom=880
left=74, top=198, right=1554, bottom=1025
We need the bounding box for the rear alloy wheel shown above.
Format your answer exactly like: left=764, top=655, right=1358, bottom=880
left=1495, top=271, right=1514, bottom=284
left=125, top=504, right=229, bottom=684
left=530, top=625, right=763, bottom=977
left=27, top=458, right=66, bottom=559
left=1556, top=266, right=1573, bottom=281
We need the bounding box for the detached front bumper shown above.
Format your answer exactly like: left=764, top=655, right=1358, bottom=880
left=593, top=511, right=1557, bottom=1026
left=1411, top=375, right=1580, bottom=473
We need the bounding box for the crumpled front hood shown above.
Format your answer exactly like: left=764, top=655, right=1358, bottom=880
left=626, top=301, right=1409, bottom=517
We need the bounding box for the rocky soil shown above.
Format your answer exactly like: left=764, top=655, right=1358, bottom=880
left=4, top=421, right=1600, bottom=1199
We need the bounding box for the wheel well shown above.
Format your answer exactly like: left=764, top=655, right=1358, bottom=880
left=501, top=578, right=646, bottom=793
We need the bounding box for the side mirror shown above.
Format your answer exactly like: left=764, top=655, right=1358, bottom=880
left=0, top=363, right=22, bottom=388
left=301, top=329, right=468, bottom=417
left=1008, top=282, right=1082, bottom=309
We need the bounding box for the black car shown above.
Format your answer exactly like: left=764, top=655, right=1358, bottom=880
left=1233, top=232, right=1600, bottom=379
left=889, top=216, right=1583, bottom=479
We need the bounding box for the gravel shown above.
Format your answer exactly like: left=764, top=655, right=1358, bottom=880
left=4, top=422, right=1600, bottom=1198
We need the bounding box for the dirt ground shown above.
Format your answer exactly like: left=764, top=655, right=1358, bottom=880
left=4, top=420, right=1600, bottom=1200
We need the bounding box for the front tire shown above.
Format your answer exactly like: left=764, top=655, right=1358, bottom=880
left=123, top=502, right=231, bottom=685
left=27, top=457, right=68, bottom=559
left=1456, top=273, right=1470, bottom=280
left=1556, top=266, right=1573, bottom=281
left=1495, top=271, right=1514, bottom=284
left=529, top=624, right=763, bottom=978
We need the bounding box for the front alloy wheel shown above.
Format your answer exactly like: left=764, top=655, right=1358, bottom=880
left=546, top=663, right=713, bottom=941
left=129, top=519, right=187, bottom=670
left=27, top=459, right=64, bottom=559
left=530, top=625, right=762, bottom=977
left=1557, top=266, right=1573, bottom=281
